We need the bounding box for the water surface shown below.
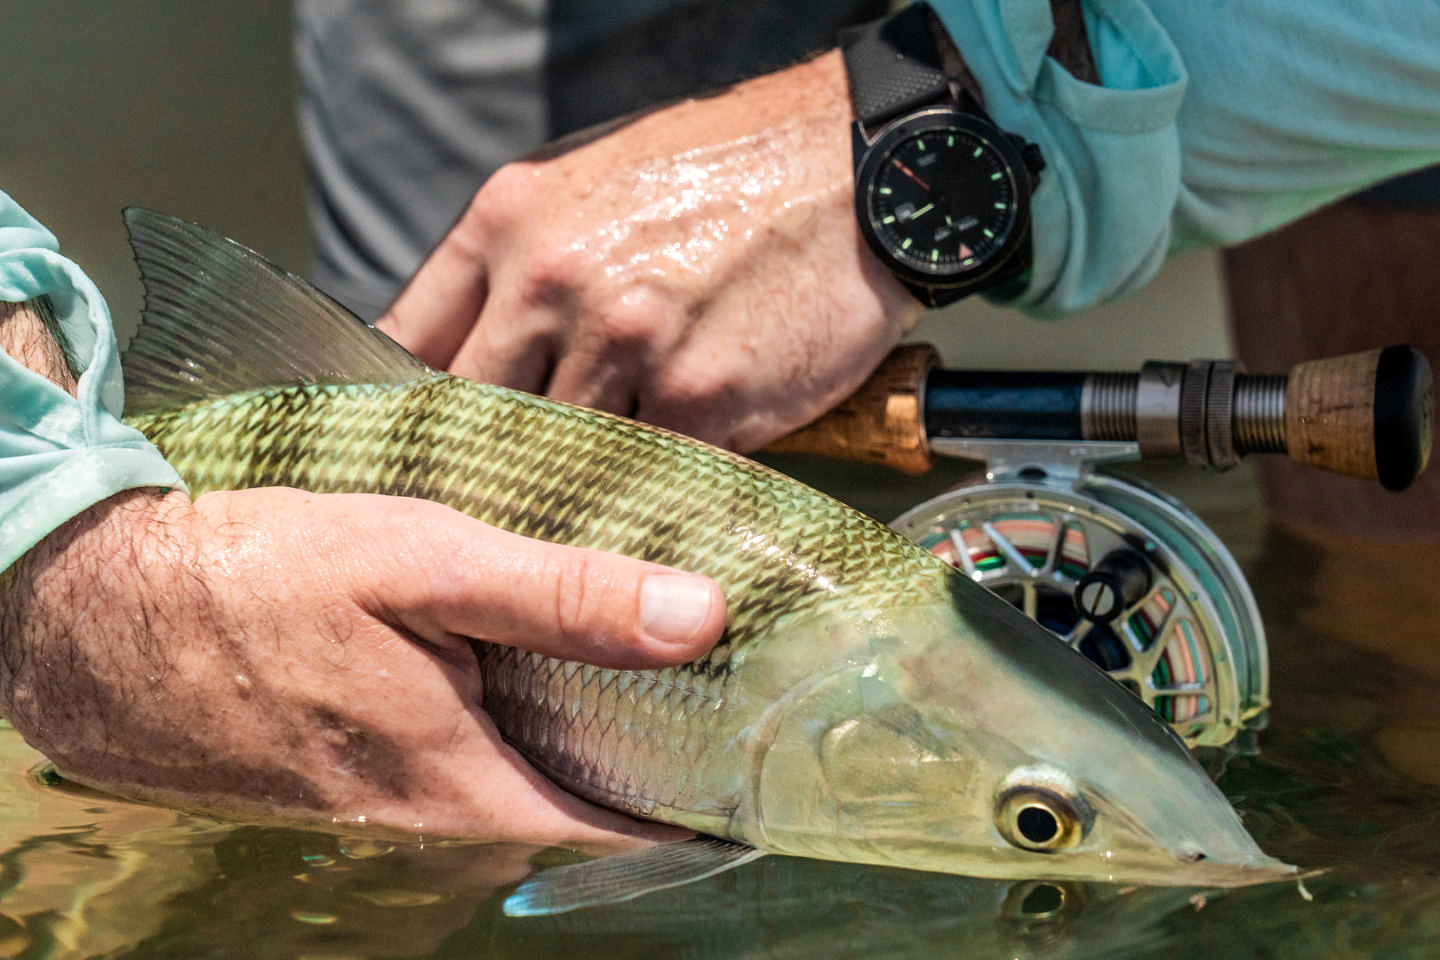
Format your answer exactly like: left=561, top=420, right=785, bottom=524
left=4, top=463, right=1438, bottom=959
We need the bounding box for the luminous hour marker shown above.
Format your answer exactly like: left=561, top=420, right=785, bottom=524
left=991, top=172, right=1003, bottom=180
left=882, top=215, right=896, bottom=224
left=983, top=228, right=995, bottom=239
left=995, top=202, right=1008, bottom=210
left=879, top=186, right=892, bottom=195
left=931, top=249, right=940, bottom=262
left=947, top=135, right=954, bottom=147
left=973, top=147, right=983, bottom=158
left=917, top=139, right=926, bottom=151
left=901, top=238, right=913, bottom=250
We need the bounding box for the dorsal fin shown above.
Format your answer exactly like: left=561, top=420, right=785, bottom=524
left=121, top=207, right=432, bottom=415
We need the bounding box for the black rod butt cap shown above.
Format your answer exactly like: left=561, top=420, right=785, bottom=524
left=1375, top=345, right=1433, bottom=491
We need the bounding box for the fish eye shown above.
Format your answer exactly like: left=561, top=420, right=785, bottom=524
left=995, top=787, right=1085, bottom=853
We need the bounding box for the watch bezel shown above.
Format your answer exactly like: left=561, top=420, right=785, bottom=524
left=854, top=107, right=1034, bottom=293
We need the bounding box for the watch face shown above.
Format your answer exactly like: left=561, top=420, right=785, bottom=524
left=859, top=113, right=1028, bottom=285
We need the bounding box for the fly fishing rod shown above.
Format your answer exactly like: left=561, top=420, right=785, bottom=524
left=767, top=344, right=1433, bottom=749
left=767, top=343, right=1433, bottom=488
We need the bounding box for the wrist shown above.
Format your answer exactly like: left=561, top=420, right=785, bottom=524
left=840, top=4, right=1045, bottom=308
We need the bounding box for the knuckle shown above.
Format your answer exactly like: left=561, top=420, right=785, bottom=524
left=653, top=359, right=736, bottom=412
left=550, top=552, right=595, bottom=648
left=590, top=287, right=672, bottom=347
left=469, top=162, right=532, bottom=223
left=515, top=243, right=587, bottom=310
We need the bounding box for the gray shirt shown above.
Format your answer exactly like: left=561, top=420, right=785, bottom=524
left=296, top=0, right=885, bottom=320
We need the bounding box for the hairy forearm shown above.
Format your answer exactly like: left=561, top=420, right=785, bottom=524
left=1047, top=0, right=1097, bottom=84
left=0, top=489, right=189, bottom=755
left=0, top=297, right=185, bottom=749
left=0, top=298, right=78, bottom=394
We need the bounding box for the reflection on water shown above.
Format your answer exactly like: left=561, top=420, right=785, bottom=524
left=4, top=466, right=1440, bottom=959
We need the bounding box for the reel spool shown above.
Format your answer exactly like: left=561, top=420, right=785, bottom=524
left=890, top=461, right=1266, bottom=748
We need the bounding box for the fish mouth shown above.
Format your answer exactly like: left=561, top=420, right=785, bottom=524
left=1163, top=852, right=1301, bottom=889
left=1087, top=850, right=1300, bottom=890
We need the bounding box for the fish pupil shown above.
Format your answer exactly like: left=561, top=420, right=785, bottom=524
left=1017, top=805, right=1060, bottom=845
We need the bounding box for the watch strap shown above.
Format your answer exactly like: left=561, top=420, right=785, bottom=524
left=838, top=3, right=951, bottom=130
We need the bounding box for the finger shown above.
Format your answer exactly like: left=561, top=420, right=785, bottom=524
left=377, top=206, right=491, bottom=369
left=415, top=712, right=691, bottom=848
left=635, top=402, right=731, bottom=448
left=545, top=344, right=645, bottom=416
left=542, top=288, right=681, bottom=413
left=448, top=296, right=556, bottom=393
left=633, top=369, right=748, bottom=449
left=365, top=500, right=726, bottom=669
left=303, top=648, right=684, bottom=847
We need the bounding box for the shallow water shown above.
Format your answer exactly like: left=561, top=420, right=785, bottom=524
left=4, top=462, right=1440, bottom=959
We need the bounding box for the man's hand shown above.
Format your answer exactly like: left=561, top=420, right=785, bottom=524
left=379, top=50, right=922, bottom=452
left=0, top=486, right=725, bottom=849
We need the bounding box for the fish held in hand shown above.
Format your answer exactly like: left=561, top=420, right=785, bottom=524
left=119, top=209, right=1294, bottom=911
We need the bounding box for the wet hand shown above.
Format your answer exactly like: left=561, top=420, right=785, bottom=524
left=0, top=487, right=724, bottom=848
left=378, top=50, right=922, bottom=451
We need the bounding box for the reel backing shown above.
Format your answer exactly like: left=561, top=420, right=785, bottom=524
left=890, top=447, right=1268, bottom=748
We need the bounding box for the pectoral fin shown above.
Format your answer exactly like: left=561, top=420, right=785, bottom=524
left=503, top=837, right=766, bottom=917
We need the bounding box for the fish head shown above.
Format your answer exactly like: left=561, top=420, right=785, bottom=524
left=744, top=573, right=1293, bottom=888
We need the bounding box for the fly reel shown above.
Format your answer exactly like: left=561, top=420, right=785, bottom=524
left=889, top=454, right=1265, bottom=748
left=769, top=342, right=1433, bottom=749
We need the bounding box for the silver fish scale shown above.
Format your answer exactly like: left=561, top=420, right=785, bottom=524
left=129, top=375, right=957, bottom=825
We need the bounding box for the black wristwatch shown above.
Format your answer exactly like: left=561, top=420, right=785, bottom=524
left=840, top=3, right=1044, bottom=307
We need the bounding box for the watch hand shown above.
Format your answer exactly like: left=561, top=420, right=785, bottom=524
left=890, top=159, right=931, bottom=191
left=908, top=203, right=935, bottom=220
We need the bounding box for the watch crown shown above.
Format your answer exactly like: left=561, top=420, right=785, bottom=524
left=1020, top=141, right=1046, bottom=177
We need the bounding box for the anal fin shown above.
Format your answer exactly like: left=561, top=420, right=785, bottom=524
left=503, top=837, right=766, bottom=917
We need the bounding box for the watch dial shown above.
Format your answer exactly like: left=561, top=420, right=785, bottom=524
left=866, top=126, right=1019, bottom=279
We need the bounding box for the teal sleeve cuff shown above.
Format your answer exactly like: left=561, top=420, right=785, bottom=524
left=0, top=189, right=185, bottom=572
left=928, top=0, right=1440, bottom=315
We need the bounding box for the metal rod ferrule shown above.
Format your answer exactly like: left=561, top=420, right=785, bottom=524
left=1232, top=375, right=1288, bottom=455
left=1077, top=364, right=1289, bottom=468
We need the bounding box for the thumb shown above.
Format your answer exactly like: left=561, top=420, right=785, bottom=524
left=363, top=498, right=726, bottom=669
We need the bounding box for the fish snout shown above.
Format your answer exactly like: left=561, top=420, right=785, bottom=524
left=1165, top=844, right=1298, bottom=888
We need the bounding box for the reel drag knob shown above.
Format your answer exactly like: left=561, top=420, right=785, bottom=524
left=1073, top=550, right=1152, bottom=625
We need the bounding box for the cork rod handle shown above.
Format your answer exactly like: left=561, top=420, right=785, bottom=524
left=1285, top=346, right=1433, bottom=491
left=764, top=343, right=938, bottom=475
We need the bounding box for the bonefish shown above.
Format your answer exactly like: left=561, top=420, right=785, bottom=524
left=119, top=210, right=1293, bottom=914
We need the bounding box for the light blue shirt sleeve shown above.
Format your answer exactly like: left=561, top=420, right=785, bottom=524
left=0, top=190, right=184, bottom=572
left=930, top=0, right=1440, bottom=315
